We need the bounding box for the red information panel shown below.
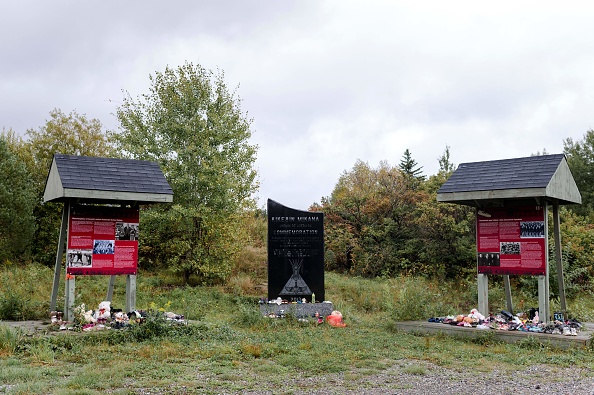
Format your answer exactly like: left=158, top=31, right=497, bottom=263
left=67, top=205, right=139, bottom=275
left=477, top=206, right=546, bottom=276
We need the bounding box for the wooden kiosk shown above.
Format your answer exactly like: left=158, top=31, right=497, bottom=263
left=43, top=154, right=173, bottom=320
left=437, top=154, right=581, bottom=323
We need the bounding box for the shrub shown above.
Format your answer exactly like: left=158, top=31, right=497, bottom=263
left=0, top=324, right=24, bottom=356
left=0, top=293, right=32, bottom=321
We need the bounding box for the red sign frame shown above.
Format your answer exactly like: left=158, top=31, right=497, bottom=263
left=476, top=206, right=546, bottom=276
left=66, top=205, right=139, bottom=275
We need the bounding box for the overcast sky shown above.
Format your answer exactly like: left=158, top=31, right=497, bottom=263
left=2, top=1, right=593, bottom=209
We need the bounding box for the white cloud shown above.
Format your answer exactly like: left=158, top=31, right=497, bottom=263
left=1, top=1, right=594, bottom=209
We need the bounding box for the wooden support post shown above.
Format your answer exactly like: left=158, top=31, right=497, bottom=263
left=126, top=275, right=136, bottom=313
left=503, top=275, right=513, bottom=314
left=553, top=201, right=567, bottom=321
left=50, top=201, right=69, bottom=312
left=477, top=273, right=489, bottom=316
left=64, top=275, right=75, bottom=321
left=538, top=275, right=549, bottom=324
left=106, top=275, right=116, bottom=302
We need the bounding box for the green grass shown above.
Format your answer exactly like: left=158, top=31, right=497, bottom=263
left=0, top=263, right=593, bottom=393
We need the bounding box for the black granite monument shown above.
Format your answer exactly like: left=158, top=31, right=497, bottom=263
left=267, top=199, right=324, bottom=302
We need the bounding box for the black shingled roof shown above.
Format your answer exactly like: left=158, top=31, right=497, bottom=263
left=54, top=154, right=173, bottom=195
left=437, top=154, right=566, bottom=194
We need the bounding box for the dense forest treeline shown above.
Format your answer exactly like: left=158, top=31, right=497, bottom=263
left=317, top=146, right=594, bottom=299
left=2, top=62, right=594, bottom=299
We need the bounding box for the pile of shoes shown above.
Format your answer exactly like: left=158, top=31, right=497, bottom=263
left=432, top=308, right=489, bottom=328
left=540, top=319, right=581, bottom=336
left=428, top=309, right=583, bottom=336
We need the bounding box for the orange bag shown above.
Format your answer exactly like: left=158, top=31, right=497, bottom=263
left=326, top=311, right=346, bottom=327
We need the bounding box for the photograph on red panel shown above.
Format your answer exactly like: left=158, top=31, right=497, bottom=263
left=116, top=222, right=139, bottom=241
left=93, top=240, right=115, bottom=255
left=67, top=249, right=93, bottom=268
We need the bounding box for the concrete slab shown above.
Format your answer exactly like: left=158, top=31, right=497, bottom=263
left=394, top=321, right=593, bottom=349
left=0, top=320, right=52, bottom=333
left=259, top=302, right=334, bottom=318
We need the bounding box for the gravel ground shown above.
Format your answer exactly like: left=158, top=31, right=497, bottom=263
left=130, top=360, right=594, bottom=395
left=273, top=361, right=594, bottom=395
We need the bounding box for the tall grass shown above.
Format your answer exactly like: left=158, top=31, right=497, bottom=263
left=0, top=325, right=24, bottom=356
left=323, top=272, right=530, bottom=322
left=1, top=257, right=594, bottom=394
left=1, top=259, right=593, bottom=323
left=0, top=263, right=53, bottom=320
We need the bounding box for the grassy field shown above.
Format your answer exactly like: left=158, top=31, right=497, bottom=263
left=1, top=261, right=594, bottom=394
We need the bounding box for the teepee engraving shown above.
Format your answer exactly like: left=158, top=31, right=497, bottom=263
left=279, top=259, right=312, bottom=295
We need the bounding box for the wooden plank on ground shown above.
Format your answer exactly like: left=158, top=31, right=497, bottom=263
left=394, top=321, right=592, bottom=350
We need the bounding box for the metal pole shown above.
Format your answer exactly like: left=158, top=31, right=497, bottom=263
left=503, top=275, right=513, bottom=314
left=126, top=274, right=136, bottom=313
left=64, top=274, right=75, bottom=321
left=477, top=273, right=489, bottom=316
left=50, top=201, right=70, bottom=312
left=106, top=275, right=116, bottom=302
left=538, top=201, right=551, bottom=324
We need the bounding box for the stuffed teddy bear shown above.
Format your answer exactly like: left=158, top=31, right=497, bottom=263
left=114, top=311, right=128, bottom=322
left=111, top=311, right=129, bottom=328
left=94, top=301, right=111, bottom=323
left=469, top=308, right=485, bottom=321
left=532, top=311, right=539, bottom=324
left=84, top=309, right=97, bottom=323
left=50, top=311, right=64, bottom=324
left=73, top=303, right=96, bottom=324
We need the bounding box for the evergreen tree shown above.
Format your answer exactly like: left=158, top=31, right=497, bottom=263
left=564, top=130, right=594, bottom=217
left=398, top=149, right=425, bottom=189
left=437, top=145, right=455, bottom=176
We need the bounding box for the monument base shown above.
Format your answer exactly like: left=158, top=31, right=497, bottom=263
left=259, top=302, right=334, bottom=318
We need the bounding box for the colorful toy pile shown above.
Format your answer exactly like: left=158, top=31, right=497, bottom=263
left=428, top=308, right=582, bottom=336
left=49, top=301, right=186, bottom=331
